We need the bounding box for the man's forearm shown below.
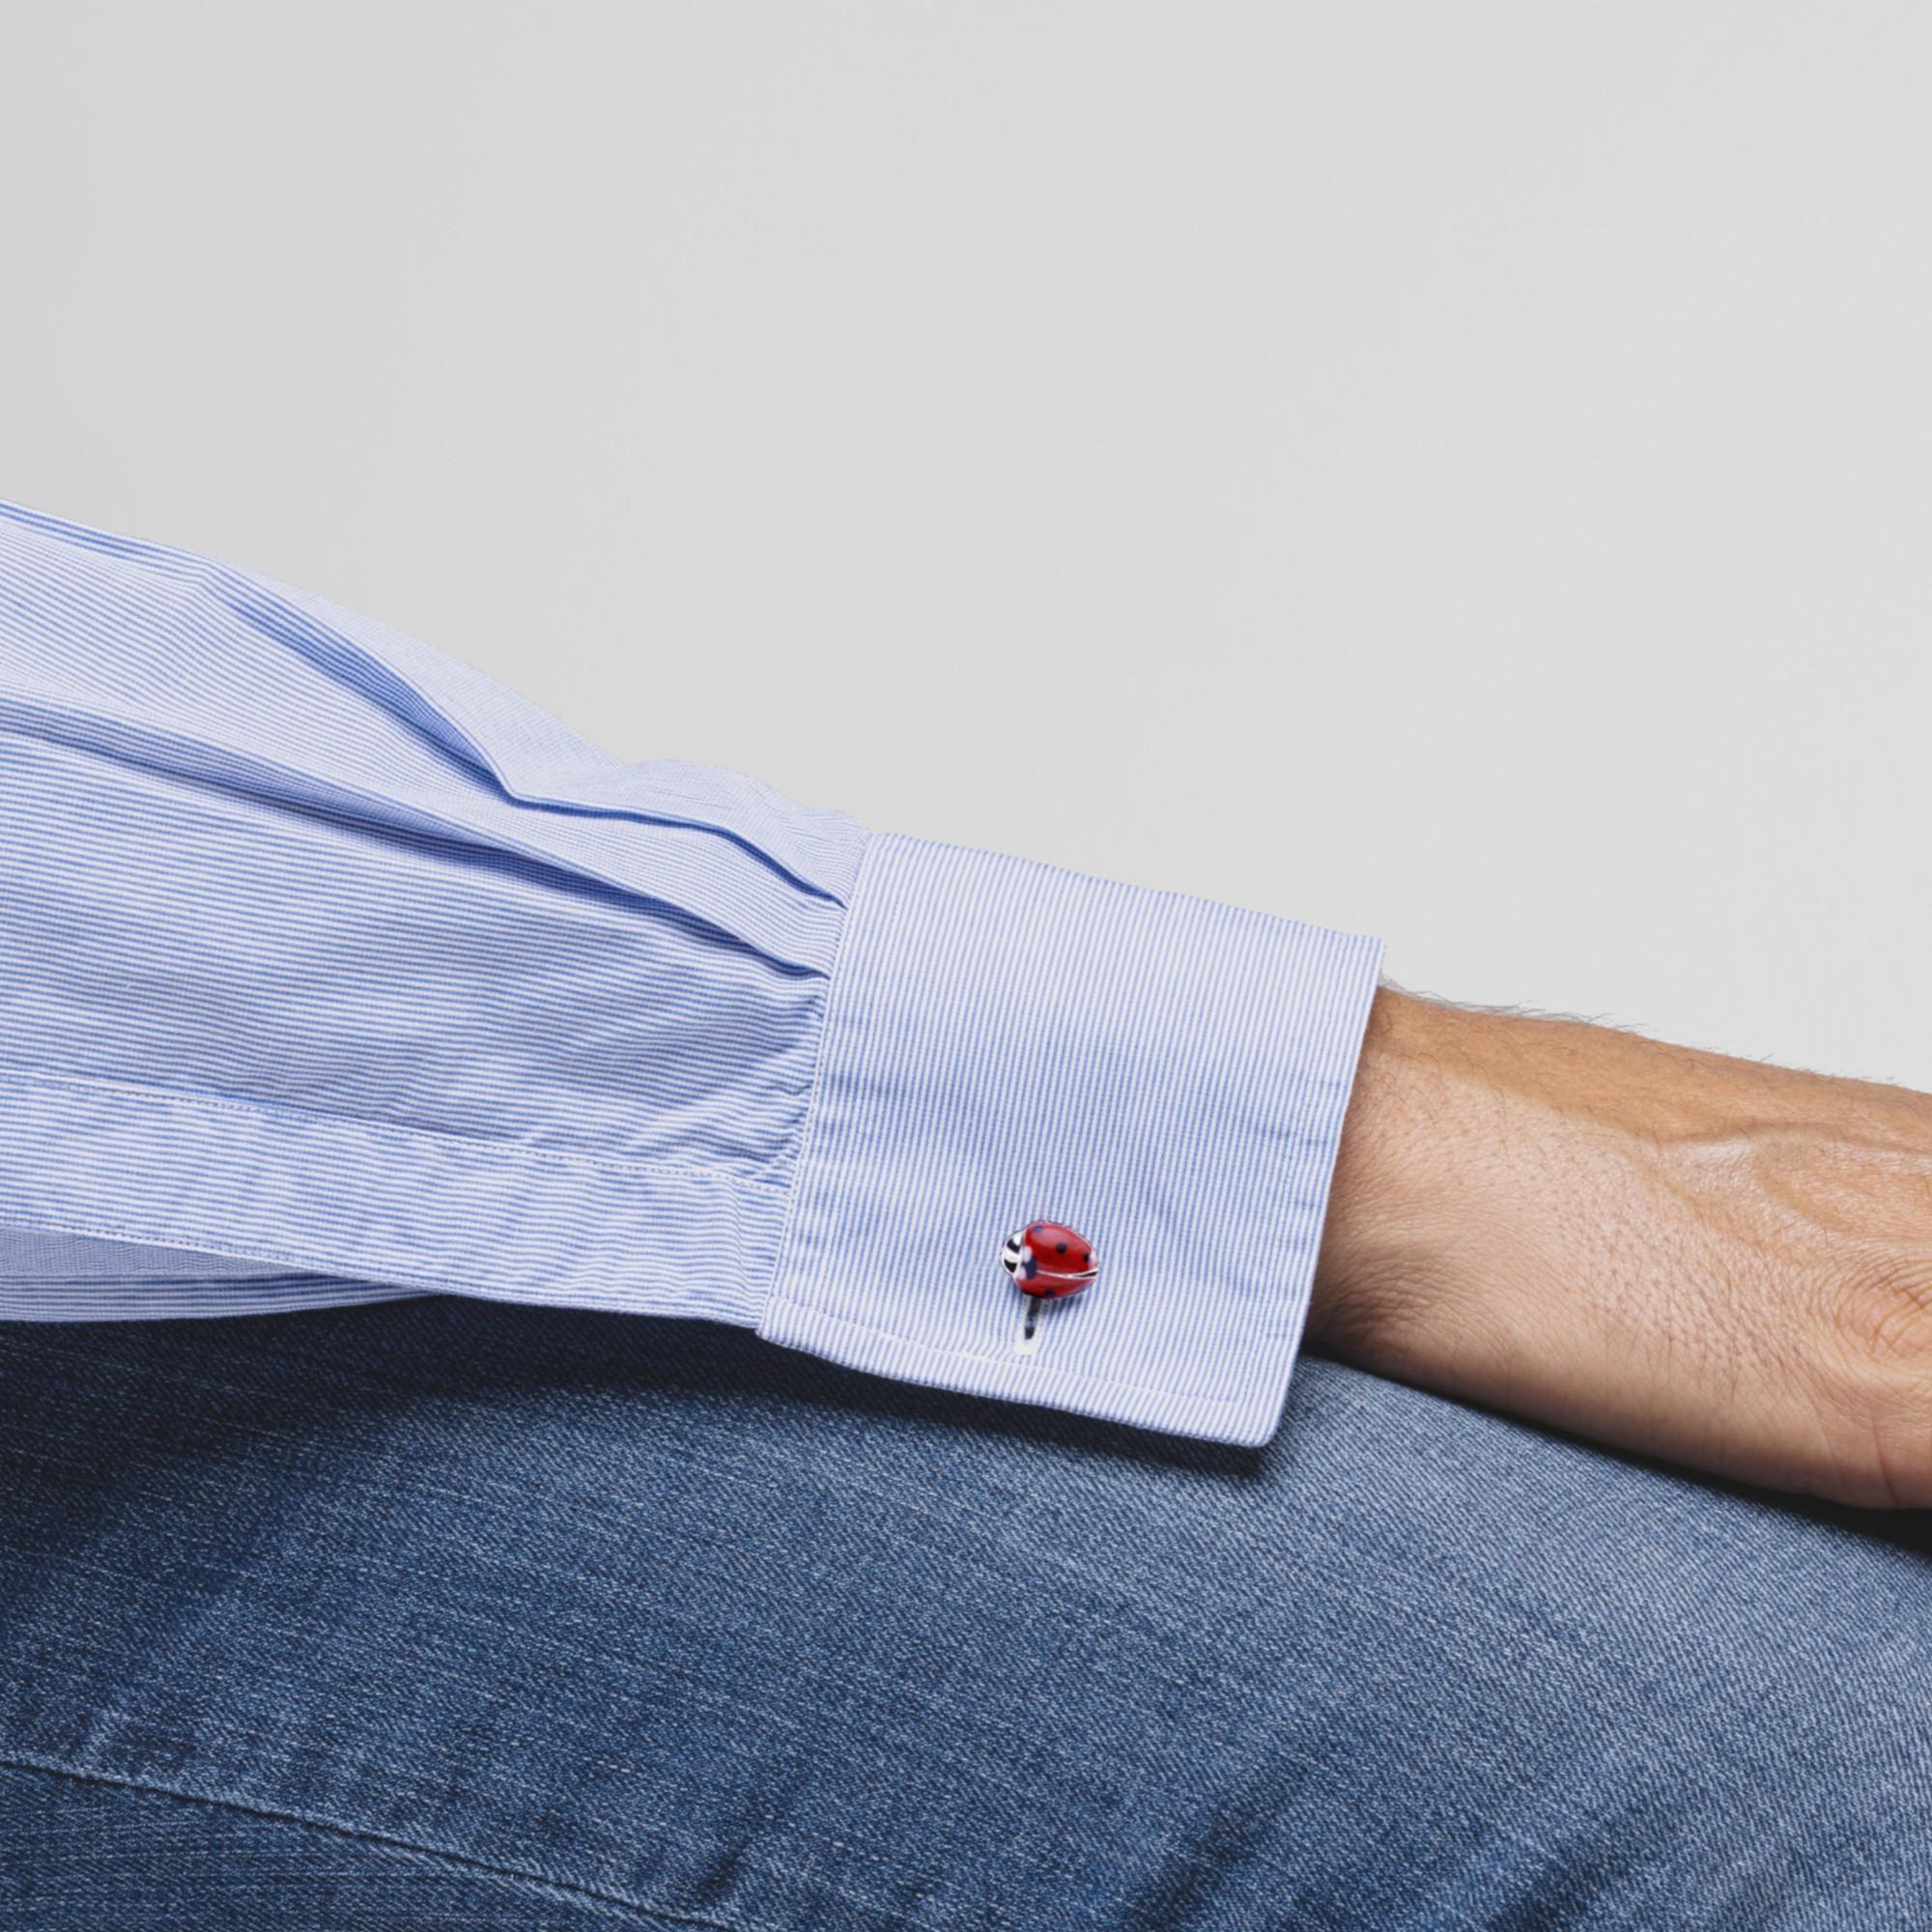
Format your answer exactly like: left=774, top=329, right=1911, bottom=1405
left=1309, top=987, right=1932, bottom=1508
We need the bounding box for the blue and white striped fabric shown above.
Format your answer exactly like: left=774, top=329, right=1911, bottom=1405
left=0, top=497, right=1384, bottom=1446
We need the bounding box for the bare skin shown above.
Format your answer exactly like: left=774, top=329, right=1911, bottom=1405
left=1306, top=987, right=1932, bottom=1509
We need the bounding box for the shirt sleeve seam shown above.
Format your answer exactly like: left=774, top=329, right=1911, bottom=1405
left=0, top=1209, right=455, bottom=1301
left=0, top=1064, right=790, bottom=1197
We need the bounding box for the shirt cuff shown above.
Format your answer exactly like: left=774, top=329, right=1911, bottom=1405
left=760, top=834, right=1384, bottom=1447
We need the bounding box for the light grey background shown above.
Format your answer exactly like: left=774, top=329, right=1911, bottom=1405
left=4, top=5, right=1926, bottom=1086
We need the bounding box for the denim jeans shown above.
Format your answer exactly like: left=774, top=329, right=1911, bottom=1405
left=1, top=1297, right=1928, bottom=1930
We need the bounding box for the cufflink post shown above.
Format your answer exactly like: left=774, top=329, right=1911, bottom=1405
left=1014, top=1292, right=1044, bottom=1356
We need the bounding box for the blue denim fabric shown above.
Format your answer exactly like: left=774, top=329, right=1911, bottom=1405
left=1, top=1301, right=1929, bottom=1930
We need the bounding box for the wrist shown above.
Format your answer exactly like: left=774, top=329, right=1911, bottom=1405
left=1306, top=987, right=1503, bottom=1373
left=1306, top=982, right=1932, bottom=1508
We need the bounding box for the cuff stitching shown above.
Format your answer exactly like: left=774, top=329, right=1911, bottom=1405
left=760, top=1293, right=1282, bottom=1417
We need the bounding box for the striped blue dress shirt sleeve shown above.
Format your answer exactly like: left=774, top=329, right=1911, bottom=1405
left=0, top=497, right=1384, bottom=1447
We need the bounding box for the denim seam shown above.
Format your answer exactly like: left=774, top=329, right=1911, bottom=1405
left=0, top=1752, right=750, bottom=1932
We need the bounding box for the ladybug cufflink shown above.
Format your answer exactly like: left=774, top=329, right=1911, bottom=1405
left=1002, top=1219, right=1097, bottom=1354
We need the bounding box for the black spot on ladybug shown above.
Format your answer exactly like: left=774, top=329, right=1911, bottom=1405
left=1056, top=1242, right=1067, bottom=1255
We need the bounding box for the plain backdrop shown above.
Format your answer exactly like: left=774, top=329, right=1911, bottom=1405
left=3, top=4, right=1926, bottom=1087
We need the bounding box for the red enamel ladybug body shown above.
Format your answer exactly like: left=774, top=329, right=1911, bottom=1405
left=1000, top=1220, right=1098, bottom=1300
